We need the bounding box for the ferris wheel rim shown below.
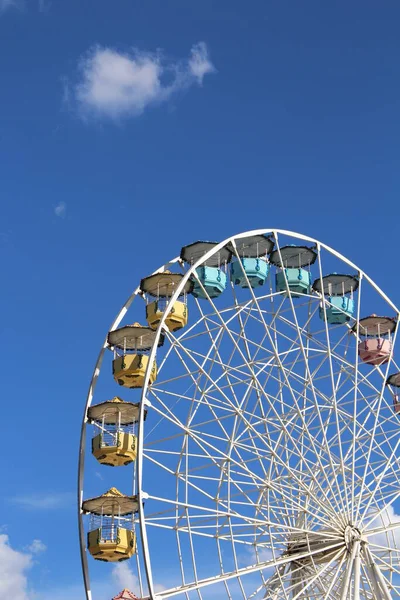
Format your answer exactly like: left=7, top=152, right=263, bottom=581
left=78, top=228, right=400, bottom=600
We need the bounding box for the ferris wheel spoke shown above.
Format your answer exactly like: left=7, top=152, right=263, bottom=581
left=368, top=541, right=400, bottom=557
left=228, top=338, right=350, bottom=520
left=189, top=274, right=276, bottom=381
left=254, top=389, right=347, bottom=521
left=348, top=272, right=363, bottom=528
left=144, top=431, right=276, bottom=510
left=286, top=546, right=346, bottom=600
left=235, top=251, right=351, bottom=521
left=222, top=376, right=343, bottom=525
left=368, top=547, right=400, bottom=578
left=314, top=550, right=347, bottom=599
left=148, top=538, right=345, bottom=600
left=144, top=420, right=293, bottom=522
left=365, top=519, right=400, bottom=541
left=221, top=412, right=340, bottom=526
left=188, top=305, right=274, bottom=461
left=160, top=329, right=253, bottom=415
left=155, top=343, right=343, bottom=526
left=272, top=311, right=351, bottom=374
left=356, top=435, right=400, bottom=525
left=311, top=245, right=350, bottom=522
left=143, top=491, right=343, bottom=543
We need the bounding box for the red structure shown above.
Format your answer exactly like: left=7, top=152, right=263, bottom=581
left=113, top=590, right=140, bottom=600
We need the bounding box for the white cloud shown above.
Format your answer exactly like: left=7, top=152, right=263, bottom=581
left=54, top=201, right=67, bottom=218
left=25, top=539, right=47, bottom=555
left=73, top=42, right=215, bottom=120
left=0, top=0, right=20, bottom=12
left=188, top=42, right=216, bottom=84
left=368, top=504, right=400, bottom=549
left=0, top=533, right=143, bottom=600
left=38, top=0, right=51, bottom=13
left=112, top=562, right=139, bottom=591
left=11, top=492, right=74, bottom=510
left=112, top=563, right=166, bottom=596
left=0, top=534, right=32, bottom=600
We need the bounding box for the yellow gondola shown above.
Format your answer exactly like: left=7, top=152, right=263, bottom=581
left=140, top=270, right=193, bottom=332
left=87, top=397, right=146, bottom=467
left=82, top=488, right=138, bottom=562
left=107, top=323, right=164, bottom=388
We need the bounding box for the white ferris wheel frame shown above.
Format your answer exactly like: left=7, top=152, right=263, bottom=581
left=78, top=229, right=400, bottom=600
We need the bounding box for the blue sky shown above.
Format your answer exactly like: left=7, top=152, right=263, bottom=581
left=1, top=0, right=400, bottom=598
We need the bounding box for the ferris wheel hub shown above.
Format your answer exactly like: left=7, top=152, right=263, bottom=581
left=344, top=525, right=362, bottom=551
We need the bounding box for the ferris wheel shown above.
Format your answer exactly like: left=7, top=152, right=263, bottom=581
left=78, top=229, right=400, bottom=600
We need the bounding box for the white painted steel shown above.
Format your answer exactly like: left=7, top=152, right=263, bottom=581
left=79, top=230, right=400, bottom=600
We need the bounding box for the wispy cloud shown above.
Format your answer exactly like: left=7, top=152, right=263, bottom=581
left=112, top=562, right=166, bottom=595
left=0, top=0, right=21, bottom=13
left=38, top=0, right=51, bottom=13
left=0, top=0, right=49, bottom=14
left=11, top=492, right=74, bottom=510
left=54, top=201, right=67, bottom=218
left=70, top=42, right=215, bottom=121
left=112, top=562, right=139, bottom=590
left=188, top=42, right=215, bottom=84
left=25, top=539, right=47, bottom=555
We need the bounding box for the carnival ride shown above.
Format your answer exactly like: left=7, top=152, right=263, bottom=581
left=78, top=229, right=400, bottom=599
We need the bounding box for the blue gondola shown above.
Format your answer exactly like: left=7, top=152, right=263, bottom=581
left=180, top=241, right=232, bottom=301
left=192, top=266, right=227, bottom=299
left=231, top=258, right=269, bottom=289
left=313, top=274, right=359, bottom=325
left=270, top=245, right=317, bottom=298
left=276, top=268, right=311, bottom=297
left=320, top=296, right=354, bottom=324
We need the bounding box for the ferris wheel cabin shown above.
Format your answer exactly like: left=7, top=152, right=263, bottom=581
left=270, top=245, right=317, bottom=297
left=82, top=488, right=138, bottom=562
left=386, top=372, right=400, bottom=413
left=229, top=234, right=274, bottom=288
left=87, top=398, right=144, bottom=467
left=312, top=273, right=358, bottom=324
left=140, top=270, right=193, bottom=332
left=180, top=241, right=232, bottom=299
left=108, top=323, right=164, bottom=388
left=354, top=315, right=396, bottom=366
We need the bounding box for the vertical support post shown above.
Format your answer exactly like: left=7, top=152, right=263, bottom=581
left=340, top=541, right=359, bottom=600
left=364, top=546, right=392, bottom=600
left=353, top=542, right=361, bottom=600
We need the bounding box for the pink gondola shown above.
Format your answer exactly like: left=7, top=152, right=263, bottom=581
left=354, top=315, right=396, bottom=367
left=358, top=338, right=392, bottom=366
left=386, top=373, right=400, bottom=414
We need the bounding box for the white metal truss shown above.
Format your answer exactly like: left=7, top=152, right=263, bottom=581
left=79, top=230, right=400, bottom=600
